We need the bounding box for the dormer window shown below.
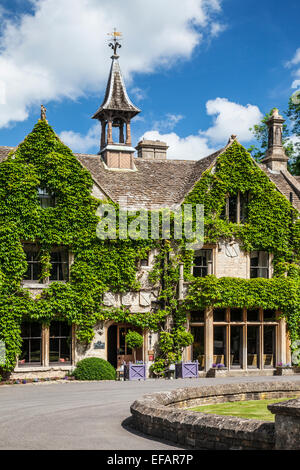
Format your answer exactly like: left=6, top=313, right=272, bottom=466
left=221, top=191, right=249, bottom=223
left=38, top=187, right=56, bottom=208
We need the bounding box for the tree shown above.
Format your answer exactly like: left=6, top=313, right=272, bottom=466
left=125, top=330, right=144, bottom=362
left=248, top=109, right=295, bottom=169
left=287, top=91, right=300, bottom=175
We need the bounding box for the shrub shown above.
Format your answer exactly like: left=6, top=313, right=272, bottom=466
left=73, top=357, right=116, bottom=381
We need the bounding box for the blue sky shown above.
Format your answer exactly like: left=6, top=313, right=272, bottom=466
left=0, top=0, right=299, bottom=159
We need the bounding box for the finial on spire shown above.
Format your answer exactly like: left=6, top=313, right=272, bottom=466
left=107, top=28, right=122, bottom=57
left=41, top=104, right=47, bottom=121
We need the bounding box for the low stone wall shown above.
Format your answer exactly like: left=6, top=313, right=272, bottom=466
left=11, top=365, right=74, bottom=380
left=130, top=381, right=300, bottom=450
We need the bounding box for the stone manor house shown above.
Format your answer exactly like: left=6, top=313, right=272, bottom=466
left=1, top=40, right=300, bottom=379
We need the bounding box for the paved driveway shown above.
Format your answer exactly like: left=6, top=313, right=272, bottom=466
left=0, top=375, right=299, bottom=450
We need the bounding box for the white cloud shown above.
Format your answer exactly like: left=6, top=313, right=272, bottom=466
left=287, top=48, right=300, bottom=88
left=138, top=97, right=262, bottom=160
left=0, top=0, right=224, bottom=128
left=153, top=113, right=185, bottom=131
left=141, top=130, right=215, bottom=160
left=202, top=98, right=263, bottom=143
left=292, top=79, right=300, bottom=89
left=287, top=48, right=300, bottom=67
left=60, top=123, right=99, bottom=153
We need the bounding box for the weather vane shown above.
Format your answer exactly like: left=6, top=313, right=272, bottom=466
left=107, top=28, right=122, bottom=56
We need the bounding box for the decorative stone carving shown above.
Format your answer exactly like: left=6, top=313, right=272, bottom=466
left=224, top=242, right=239, bottom=258
left=139, top=292, right=151, bottom=307
left=103, top=292, right=117, bottom=306
left=122, top=292, right=133, bottom=306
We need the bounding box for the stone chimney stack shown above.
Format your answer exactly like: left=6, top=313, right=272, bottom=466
left=136, top=140, right=169, bottom=160
left=262, top=108, right=289, bottom=171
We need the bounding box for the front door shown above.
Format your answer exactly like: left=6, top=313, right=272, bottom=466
left=117, top=325, right=143, bottom=368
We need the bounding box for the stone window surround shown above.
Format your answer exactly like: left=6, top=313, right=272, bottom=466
left=190, top=244, right=273, bottom=280
left=16, top=323, right=76, bottom=370
left=223, top=191, right=249, bottom=224
left=22, top=244, right=74, bottom=287
left=186, top=307, right=288, bottom=371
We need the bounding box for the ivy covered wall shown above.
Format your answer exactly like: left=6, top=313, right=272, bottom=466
left=0, top=122, right=298, bottom=374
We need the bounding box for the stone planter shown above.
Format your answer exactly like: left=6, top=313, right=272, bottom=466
left=275, top=366, right=300, bottom=376
left=206, top=367, right=228, bottom=378
left=124, top=362, right=146, bottom=381
left=175, top=361, right=198, bottom=379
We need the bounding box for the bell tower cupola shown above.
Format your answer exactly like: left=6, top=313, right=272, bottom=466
left=92, top=30, right=141, bottom=169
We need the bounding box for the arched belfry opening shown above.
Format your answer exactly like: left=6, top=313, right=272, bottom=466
left=92, top=30, right=141, bottom=169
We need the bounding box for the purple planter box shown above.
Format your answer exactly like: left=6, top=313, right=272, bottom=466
left=175, top=361, right=198, bottom=379
left=124, top=362, right=146, bottom=381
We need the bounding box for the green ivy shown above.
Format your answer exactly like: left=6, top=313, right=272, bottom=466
left=0, top=123, right=298, bottom=375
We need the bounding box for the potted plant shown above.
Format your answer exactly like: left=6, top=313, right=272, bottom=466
left=125, top=330, right=143, bottom=363
left=124, top=331, right=146, bottom=381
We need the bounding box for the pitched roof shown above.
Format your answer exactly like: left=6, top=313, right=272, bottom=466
left=92, top=57, right=140, bottom=119
left=0, top=142, right=299, bottom=212
left=259, top=164, right=300, bottom=212
left=0, top=146, right=14, bottom=162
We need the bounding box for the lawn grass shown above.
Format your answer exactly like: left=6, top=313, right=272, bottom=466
left=189, top=397, right=295, bottom=421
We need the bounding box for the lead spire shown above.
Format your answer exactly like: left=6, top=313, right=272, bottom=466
left=92, top=30, right=141, bottom=169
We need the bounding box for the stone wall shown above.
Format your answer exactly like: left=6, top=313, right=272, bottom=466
left=130, top=381, right=300, bottom=450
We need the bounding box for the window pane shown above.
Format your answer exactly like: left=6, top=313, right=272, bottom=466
left=31, top=323, right=42, bottom=338
left=38, top=187, right=55, bottom=208
left=247, top=309, right=260, bottom=322
left=30, top=339, right=41, bottom=363
left=263, top=309, right=276, bottom=322
left=193, top=250, right=212, bottom=278
left=21, top=322, right=30, bottom=338
left=228, top=195, right=238, bottom=223
left=213, top=308, right=226, bottom=322
left=231, top=326, right=243, bottom=368
left=190, top=310, right=205, bottom=323
left=32, top=262, right=41, bottom=281
left=213, top=326, right=226, bottom=366
left=193, top=267, right=207, bottom=277
left=250, top=251, right=269, bottom=279
left=19, top=339, right=29, bottom=363
left=60, top=322, right=71, bottom=337
left=230, top=308, right=243, bottom=322
left=263, top=326, right=276, bottom=368
left=240, top=192, right=249, bottom=223
left=247, top=326, right=260, bottom=368
left=50, top=321, right=60, bottom=338
left=49, top=338, right=59, bottom=363
left=20, top=322, right=42, bottom=365
left=191, top=326, right=204, bottom=369
left=50, top=250, right=69, bottom=281
left=60, top=338, right=71, bottom=362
